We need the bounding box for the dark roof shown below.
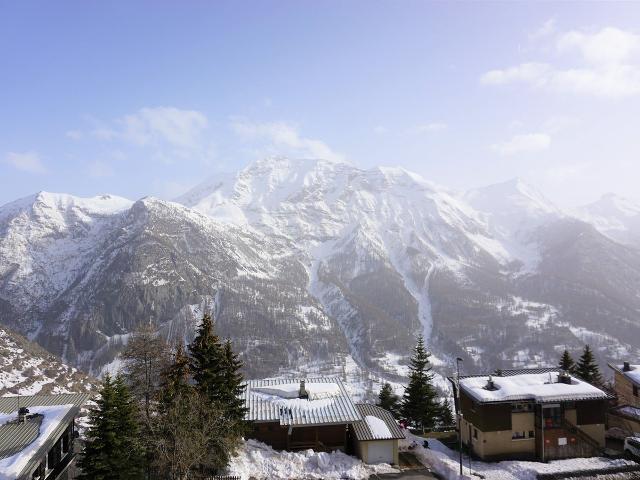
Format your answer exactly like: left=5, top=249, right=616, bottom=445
left=0, top=415, right=43, bottom=460
left=0, top=394, right=90, bottom=479
left=352, top=404, right=405, bottom=441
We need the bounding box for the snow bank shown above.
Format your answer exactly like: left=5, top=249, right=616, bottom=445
left=0, top=404, right=74, bottom=480
left=226, top=439, right=398, bottom=479
left=401, top=431, right=638, bottom=480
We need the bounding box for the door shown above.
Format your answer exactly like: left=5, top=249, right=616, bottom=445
left=367, top=441, right=394, bottom=464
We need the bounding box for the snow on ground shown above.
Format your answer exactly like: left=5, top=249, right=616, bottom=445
left=0, top=404, right=74, bottom=480
left=402, top=431, right=637, bottom=480
left=226, top=439, right=398, bottom=480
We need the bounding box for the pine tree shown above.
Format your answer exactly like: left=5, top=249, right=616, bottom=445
left=575, top=345, right=603, bottom=386
left=377, top=383, right=400, bottom=418
left=220, top=339, right=248, bottom=427
left=559, top=349, right=576, bottom=373
left=437, top=398, right=455, bottom=427
left=161, top=343, right=192, bottom=401
left=401, top=335, right=439, bottom=432
left=79, top=374, right=145, bottom=480
left=188, top=313, right=225, bottom=403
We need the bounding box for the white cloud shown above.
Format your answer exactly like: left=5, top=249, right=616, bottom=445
left=65, top=130, right=83, bottom=140
left=529, top=18, right=556, bottom=41
left=87, top=160, right=115, bottom=178
left=231, top=120, right=344, bottom=162
left=5, top=151, right=47, bottom=174
left=411, top=122, right=447, bottom=134
left=492, top=133, right=551, bottom=156
left=481, top=27, right=640, bottom=98
left=120, top=107, right=208, bottom=149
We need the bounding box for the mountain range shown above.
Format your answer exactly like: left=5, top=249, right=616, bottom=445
left=2, top=157, right=640, bottom=389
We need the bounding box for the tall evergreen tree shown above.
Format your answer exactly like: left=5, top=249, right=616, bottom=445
left=221, top=339, right=248, bottom=427
left=161, top=343, right=192, bottom=400
left=188, top=313, right=225, bottom=403
left=559, top=349, right=576, bottom=373
left=79, top=374, right=145, bottom=480
left=437, top=398, right=455, bottom=427
left=401, top=335, right=439, bottom=432
left=377, top=383, right=400, bottom=418
left=575, top=345, right=603, bottom=386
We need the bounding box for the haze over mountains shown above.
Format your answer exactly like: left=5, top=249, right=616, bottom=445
left=2, top=156, right=640, bottom=387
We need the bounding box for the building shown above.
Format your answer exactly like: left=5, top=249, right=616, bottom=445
left=350, top=404, right=404, bottom=465
left=243, top=377, right=362, bottom=452
left=449, top=368, right=609, bottom=461
left=0, top=393, right=90, bottom=480
left=607, top=362, right=640, bottom=436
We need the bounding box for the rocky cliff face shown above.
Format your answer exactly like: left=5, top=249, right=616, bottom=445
left=2, top=157, right=640, bottom=383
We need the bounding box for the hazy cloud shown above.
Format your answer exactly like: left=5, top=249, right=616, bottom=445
left=5, top=151, right=47, bottom=174
left=492, top=133, right=551, bottom=156
left=481, top=27, right=640, bottom=98
left=411, top=122, right=447, bottom=134
left=231, top=119, right=345, bottom=162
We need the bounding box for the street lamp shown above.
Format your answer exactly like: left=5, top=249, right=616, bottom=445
left=456, top=357, right=464, bottom=476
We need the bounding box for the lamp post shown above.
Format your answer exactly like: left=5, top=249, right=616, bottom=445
left=456, top=357, right=464, bottom=476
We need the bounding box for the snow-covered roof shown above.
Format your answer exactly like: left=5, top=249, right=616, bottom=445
left=0, top=394, right=90, bottom=480
left=609, top=363, right=640, bottom=386
left=352, top=404, right=405, bottom=441
left=458, top=372, right=608, bottom=404
left=243, top=377, right=362, bottom=426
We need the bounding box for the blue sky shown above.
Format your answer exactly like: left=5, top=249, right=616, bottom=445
left=2, top=1, right=640, bottom=206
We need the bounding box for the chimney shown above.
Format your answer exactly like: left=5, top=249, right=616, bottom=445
left=624, top=362, right=631, bottom=372
left=558, top=371, right=572, bottom=385
left=18, top=407, right=29, bottom=423
left=298, top=380, right=309, bottom=399
left=485, top=375, right=497, bottom=391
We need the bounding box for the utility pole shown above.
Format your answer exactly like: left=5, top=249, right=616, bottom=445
left=456, top=357, right=464, bottom=477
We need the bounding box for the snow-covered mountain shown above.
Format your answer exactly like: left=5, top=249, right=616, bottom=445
left=574, top=193, right=640, bottom=246
left=2, top=157, right=640, bottom=386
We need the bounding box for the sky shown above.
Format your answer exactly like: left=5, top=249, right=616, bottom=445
left=2, top=1, right=640, bottom=207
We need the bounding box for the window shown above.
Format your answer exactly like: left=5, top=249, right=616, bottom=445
left=473, top=428, right=478, bottom=439
left=528, top=430, right=535, bottom=438
left=543, top=406, right=562, bottom=429
left=512, top=431, right=526, bottom=440
left=512, top=402, right=533, bottom=413
left=633, top=385, right=638, bottom=397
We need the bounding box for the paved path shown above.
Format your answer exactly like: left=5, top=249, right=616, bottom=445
left=375, top=468, right=441, bottom=479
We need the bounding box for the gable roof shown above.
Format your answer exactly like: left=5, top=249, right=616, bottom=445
left=243, top=377, right=361, bottom=426
left=352, top=404, right=404, bottom=441
left=609, top=363, right=640, bottom=387
left=0, top=394, right=90, bottom=479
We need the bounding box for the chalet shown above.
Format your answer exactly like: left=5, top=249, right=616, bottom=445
left=350, top=404, right=404, bottom=465
left=243, top=377, right=362, bottom=452
left=449, top=368, right=609, bottom=461
left=607, top=362, right=640, bottom=436
left=0, top=393, right=90, bottom=480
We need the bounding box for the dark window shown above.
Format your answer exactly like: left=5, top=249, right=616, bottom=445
left=543, top=406, right=562, bottom=429
left=634, top=385, right=638, bottom=397
left=473, top=428, right=478, bottom=439
left=528, top=430, right=535, bottom=438
left=512, top=431, right=526, bottom=440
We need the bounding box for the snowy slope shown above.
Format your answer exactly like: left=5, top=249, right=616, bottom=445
left=574, top=193, right=640, bottom=246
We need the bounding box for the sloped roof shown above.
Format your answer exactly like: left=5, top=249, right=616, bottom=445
left=609, top=363, right=640, bottom=387
left=352, top=404, right=404, bottom=441
left=0, top=394, right=90, bottom=479
left=243, top=377, right=361, bottom=426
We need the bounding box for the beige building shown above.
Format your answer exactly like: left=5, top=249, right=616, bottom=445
left=350, top=404, right=404, bottom=465
left=607, top=362, right=640, bottom=436
left=450, top=368, right=608, bottom=461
